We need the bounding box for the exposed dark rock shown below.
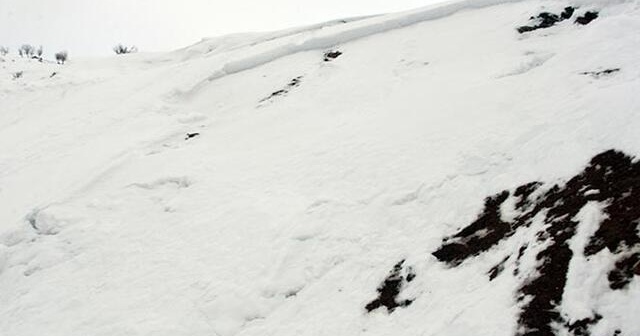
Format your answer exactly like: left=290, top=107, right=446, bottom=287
left=185, top=133, right=200, bottom=140
left=581, top=151, right=640, bottom=290
left=406, top=267, right=416, bottom=282
left=561, top=7, right=576, bottom=20
left=581, top=68, right=620, bottom=78
left=514, top=182, right=542, bottom=210
left=260, top=76, right=303, bottom=103
left=575, top=11, right=599, bottom=25
left=264, top=89, right=286, bottom=100
left=432, top=150, right=640, bottom=335
left=324, top=50, right=343, bottom=62
left=365, top=260, right=414, bottom=313
left=488, top=256, right=510, bottom=281
left=518, top=222, right=575, bottom=335
left=432, top=191, right=511, bottom=265
left=536, top=12, right=562, bottom=28
left=517, top=7, right=576, bottom=33
left=566, top=314, right=602, bottom=336
left=513, top=244, right=529, bottom=276
left=608, top=253, right=640, bottom=290
left=288, top=76, right=302, bottom=87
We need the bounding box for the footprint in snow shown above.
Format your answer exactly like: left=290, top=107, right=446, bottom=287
left=496, top=53, right=554, bottom=78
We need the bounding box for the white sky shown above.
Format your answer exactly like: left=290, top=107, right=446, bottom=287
left=0, top=0, right=444, bottom=57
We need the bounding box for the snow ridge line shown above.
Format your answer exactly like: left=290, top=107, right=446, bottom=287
left=178, top=15, right=380, bottom=59
left=179, top=0, right=525, bottom=98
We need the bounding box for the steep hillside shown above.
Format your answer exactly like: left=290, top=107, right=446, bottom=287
left=1, top=0, right=639, bottom=335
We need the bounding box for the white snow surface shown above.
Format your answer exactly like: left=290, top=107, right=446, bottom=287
left=1, top=0, right=639, bottom=335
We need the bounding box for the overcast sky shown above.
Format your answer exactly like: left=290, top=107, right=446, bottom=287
left=0, top=0, right=445, bottom=57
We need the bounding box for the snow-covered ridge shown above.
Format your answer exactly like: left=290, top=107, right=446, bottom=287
left=174, top=0, right=630, bottom=98
left=179, top=0, right=530, bottom=96
left=1, top=0, right=639, bottom=335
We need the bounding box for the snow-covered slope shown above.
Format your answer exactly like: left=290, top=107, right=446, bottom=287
left=1, top=0, right=639, bottom=335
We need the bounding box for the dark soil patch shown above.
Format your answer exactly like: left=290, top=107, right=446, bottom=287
left=365, top=260, right=414, bottom=313
left=575, top=11, right=599, bottom=25
left=432, top=150, right=640, bottom=335
left=517, top=7, right=576, bottom=34
left=324, top=50, right=343, bottom=62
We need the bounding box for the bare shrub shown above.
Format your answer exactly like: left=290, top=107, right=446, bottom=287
left=34, top=45, right=44, bottom=61
left=0, top=46, right=8, bottom=56
left=55, top=51, right=68, bottom=64
left=19, top=44, right=36, bottom=58
left=113, top=44, right=138, bottom=55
